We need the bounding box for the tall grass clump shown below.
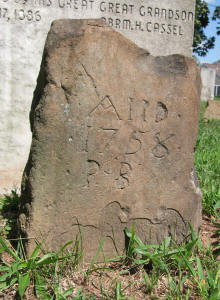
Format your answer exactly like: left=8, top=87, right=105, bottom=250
left=195, top=101, right=220, bottom=215
left=0, top=190, right=20, bottom=238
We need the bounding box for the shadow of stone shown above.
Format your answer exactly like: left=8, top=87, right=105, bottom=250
left=0, top=190, right=20, bottom=248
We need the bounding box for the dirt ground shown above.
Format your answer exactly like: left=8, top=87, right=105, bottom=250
left=0, top=214, right=219, bottom=300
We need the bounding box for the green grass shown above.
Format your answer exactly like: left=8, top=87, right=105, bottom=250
left=0, top=103, right=219, bottom=299
left=0, top=190, right=19, bottom=238
left=214, top=96, right=220, bottom=102
left=0, top=225, right=219, bottom=299
left=195, top=101, right=220, bottom=215
left=0, top=237, right=83, bottom=299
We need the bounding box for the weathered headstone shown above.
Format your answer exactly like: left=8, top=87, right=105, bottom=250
left=19, top=19, right=202, bottom=260
left=0, top=0, right=196, bottom=193
left=200, top=66, right=216, bottom=101
left=204, top=100, right=220, bottom=119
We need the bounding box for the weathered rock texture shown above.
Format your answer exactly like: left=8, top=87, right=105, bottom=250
left=19, top=19, right=202, bottom=260
left=204, top=100, right=220, bottom=119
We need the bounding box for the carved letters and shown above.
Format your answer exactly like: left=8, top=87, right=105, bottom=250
left=85, top=96, right=172, bottom=189
left=0, top=1, right=194, bottom=38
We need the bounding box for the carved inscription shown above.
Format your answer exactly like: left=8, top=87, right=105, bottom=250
left=90, top=95, right=121, bottom=120
left=101, top=4, right=194, bottom=35
left=129, top=98, right=149, bottom=122
left=115, top=162, right=132, bottom=189
left=14, top=9, right=41, bottom=21
left=83, top=96, right=174, bottom=189
left=0, top=1, right=194, bottom=38
left=126, top=131, right=142, bottom=155
left=101, top=128, right=119, bottom=152
left=87, top=159, right=100, bottom=187
left=152, top=133, right=175, bottom=158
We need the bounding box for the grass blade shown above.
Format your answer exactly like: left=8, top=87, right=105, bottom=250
left=57, top=240, right=73, bottom=256
left=0, top=236, right=21, bottom=261
left=30, top=243, right=42, bottom=259
left=62, top=287, right=75, bottom=297
left=89, top=239, right=104, bottom=271
left=35, top=252, right=57, bottom=266
left=196, top=257, right=205, bottom=282
left=18, top=272, right=31, bottom=298
left=35, top=273, right=52, bottom=300
left=0, top=276, right=17, bottom=291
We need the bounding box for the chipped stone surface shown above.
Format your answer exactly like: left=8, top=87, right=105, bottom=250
left=19, top=19, right=202, bottom=260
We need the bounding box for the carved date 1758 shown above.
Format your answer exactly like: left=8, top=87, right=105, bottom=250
left=83, top=96, right=173, bottom=189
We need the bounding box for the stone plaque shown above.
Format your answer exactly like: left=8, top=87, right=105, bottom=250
left=19, top=20, right=202, bottom=260
left=0, top=0, right=196, bottom=193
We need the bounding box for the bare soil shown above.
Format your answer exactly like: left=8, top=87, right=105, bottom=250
left=0, top=214, right=219, bottom=300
